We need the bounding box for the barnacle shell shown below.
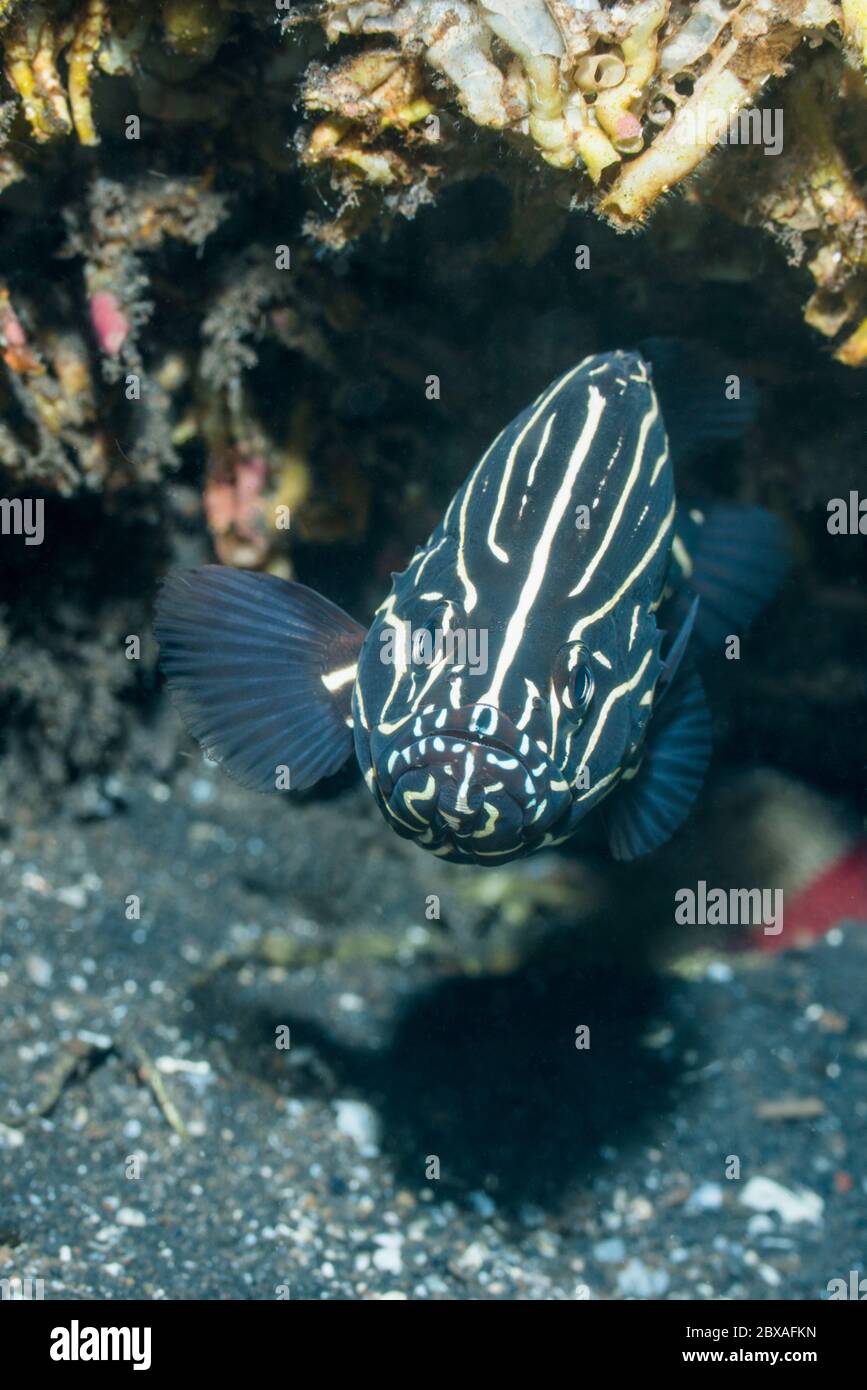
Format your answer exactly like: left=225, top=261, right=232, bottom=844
left=574, top=54, right=627, bottom=92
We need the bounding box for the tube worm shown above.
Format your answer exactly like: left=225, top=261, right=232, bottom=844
left=594, top=0, right=667, bottom=154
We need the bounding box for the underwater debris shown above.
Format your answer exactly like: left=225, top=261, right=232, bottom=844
left=0, top=3, right=865, bottom=353
left=196, top=248, right=334, bottom=569
left=289, top=0, right=867, bottom=349
left=63, top=175, right=228, bottom=376
left=296, top=0, right=849, bottom=222
left=0, top=174, right=227, bottom=493
left=0, top=280, right=104, bottom=490
left=703, top=56, right=867, bottom=364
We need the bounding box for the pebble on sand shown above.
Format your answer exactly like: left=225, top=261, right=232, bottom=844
left=740, top=1177, right=824, bottom=1226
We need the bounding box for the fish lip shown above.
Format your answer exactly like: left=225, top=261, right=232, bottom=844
left=372, top=704, right=543, bottom=797
left=433, top=728, right=522, bottom=758
left=373, top=703, right=573, bottom=858
left=377, top=704, right=534, bottom=762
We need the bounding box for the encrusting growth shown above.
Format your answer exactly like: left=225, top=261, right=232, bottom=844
left=0, top=1, right=866, bottom=357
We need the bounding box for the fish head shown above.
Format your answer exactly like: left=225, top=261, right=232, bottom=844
left=353, top=588, right=665, bottom=865
left=363, top=699, right=573, bottom=864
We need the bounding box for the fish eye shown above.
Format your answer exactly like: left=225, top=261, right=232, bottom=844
left=569, top=660, right=594, bottom=713
left=554, top=642, right=595, bottom=720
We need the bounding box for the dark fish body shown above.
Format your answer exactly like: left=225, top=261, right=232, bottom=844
left=155, top=350, right=787, bottom=866
left=353, top=353, right=673, bottom=860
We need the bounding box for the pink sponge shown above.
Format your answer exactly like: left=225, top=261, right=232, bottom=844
left=90, top=290, right=130, bottom=355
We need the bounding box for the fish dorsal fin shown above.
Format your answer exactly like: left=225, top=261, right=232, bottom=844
left=637, top=337, right=758, bottom=462
left=155, top=566, right=366, bottom=792
left=603, top=667, right=712, bottom=862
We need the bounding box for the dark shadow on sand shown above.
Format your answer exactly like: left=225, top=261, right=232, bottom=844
left=190, top=941, right=696, bottom=1214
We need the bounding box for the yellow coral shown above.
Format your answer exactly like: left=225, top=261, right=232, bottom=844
left=835, top=314, right=867, bottom=364
left=842, top=0, right=867, bottom=66
left=3, top=0, right=108, bottom=145
left=67, top=0, right=106, bottom=146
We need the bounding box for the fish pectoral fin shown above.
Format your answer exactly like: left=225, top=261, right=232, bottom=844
left=155, top=565, right=366, bottom=793
left=671, top=502, right=789, bottom=650
left=603, top=667, right=711, bottom=862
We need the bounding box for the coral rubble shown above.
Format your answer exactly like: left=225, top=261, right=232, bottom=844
left=292, top=0, right=867, bottom=347
left=0, top=3, right=863, bottom=351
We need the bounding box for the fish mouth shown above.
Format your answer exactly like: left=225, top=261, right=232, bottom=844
left=369, top=705, right=573, bottom=862
left=371, top=705, right=532, bottom=797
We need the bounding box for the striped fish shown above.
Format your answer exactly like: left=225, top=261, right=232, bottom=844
left=155, top=350, right=787, bottom=865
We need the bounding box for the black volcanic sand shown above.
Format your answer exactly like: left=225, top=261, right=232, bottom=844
left=0, top=763, right=865, bottom=1301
